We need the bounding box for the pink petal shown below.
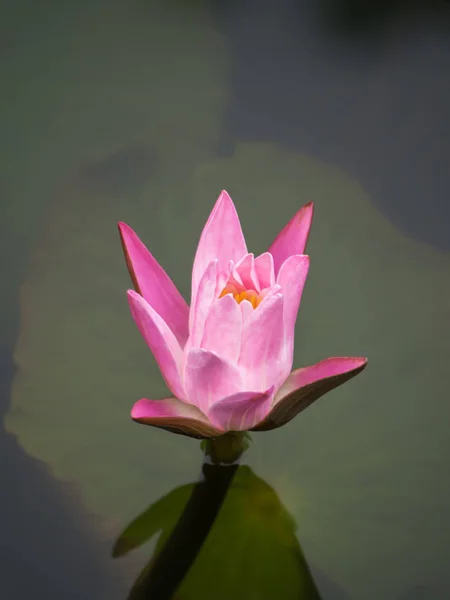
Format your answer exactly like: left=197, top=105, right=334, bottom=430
left=191, top=191, right=247, bottom=303
left=215, top=260, right=235, bottom=296
left=227, top=263, right=244, bottom=291
left=235, top=253, right=259, bottom=291
left=276, top=254, right=310, bottom=360
left=239, top=293, right=289, bottom=391
left=268, top=202, right=314, bottom=276
left=118, top=222, right=189, bottom=345
left=127, top=290, right=185, bottom=400
left=184, top=348, right=243, bottom=414
left=253, top=357, right=368, bottom=431
left=254, top=252, right=275, bottom=289
left=201, top=294, right=242, bottom=363
left=188, top=260, right=218, bottom=347
left=207, top=386, right=275, bottom=432
left=131, top=397, right=223, bottom=438
left=240, top=299, right=254, bottom=322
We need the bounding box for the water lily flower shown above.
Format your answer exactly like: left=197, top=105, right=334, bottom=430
left=119, top=191, right=367, bottom=439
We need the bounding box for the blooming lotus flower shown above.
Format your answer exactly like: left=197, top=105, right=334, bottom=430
left=119, top=191, right=367, bottom=439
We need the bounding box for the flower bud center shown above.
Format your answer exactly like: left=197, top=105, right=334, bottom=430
left=219, top=284, right=263, bottom=309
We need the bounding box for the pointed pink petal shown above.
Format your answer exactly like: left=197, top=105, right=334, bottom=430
left=268, top=202, right=314, bottom=276
left=119, top=222, right=189, bottom=345
left=253, top=357, right=368, bottom=431
left=207, top=386, right=275, bottom=431
left=254, top=252, right=275, bottom=289
left=239, top=285, right=280, bottom=323
left=201, top=294, right=242, bottom=363
left=227, top=264, right=244, bottom=291
left=215, top=260, right=234, bottom=296
left=184, top=348, right=243, bottom=414
left=239, top=293, right=290, bottom=391
left=127, top=290, right=185, bottom=400
left=240, top=299, right=254, bottom=322
left=191, top=191, right=247, bottom=302
left=235, top=253, right=259, bottom=291
left=188, top=259, right=218, bottom=347
left=276, top=254, right=310, bottom=360
left=131, top=397, right=223, bottom=438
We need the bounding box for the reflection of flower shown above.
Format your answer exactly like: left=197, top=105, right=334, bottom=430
left=119, top=191, right=367, bottom=438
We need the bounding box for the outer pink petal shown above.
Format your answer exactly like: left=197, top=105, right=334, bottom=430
left=191, top=191, right=247, bottom=303
left=119, top=222, right=189, bottom=345
left=131, top=397, right=223, bottom=438
left=254, top=252, right=275, bottom=289
left=184, top=348, right=243, bottom=414
left=239, top=293, right=289, bottom=391
left=276, top=254, right=310, bottom=360
left=188, top=260, right=218, bottom=347
left=235, top=253, right=259, bottom=291
left=268, top=202, right=314, bottom=276
left=207, top=386, right=275, bottom=432
left=253, top=357, right=368, bottom=431
left=201, top=294, right=242, bottom=363
left=127, top=290, right=185, bottom=400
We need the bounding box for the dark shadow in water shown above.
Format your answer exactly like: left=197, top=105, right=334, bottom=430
left=0, top=137, right=160, bottom=598
left=113, top=462, right=346, bottom=600
left=311, top=0, right=449, bottom=35
left=115, top=462, right=240, bottom=599
left=0, top=352, right=114, bottom=596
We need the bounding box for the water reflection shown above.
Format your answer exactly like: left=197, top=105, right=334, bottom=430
left=113, top=454, right=324, bottom=600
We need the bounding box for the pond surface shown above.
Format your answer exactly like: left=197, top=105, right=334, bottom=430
left=1, top=0, right=450, bottom=598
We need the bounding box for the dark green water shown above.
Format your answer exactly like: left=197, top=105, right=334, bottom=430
left=1, top=0, right=450, bottom=598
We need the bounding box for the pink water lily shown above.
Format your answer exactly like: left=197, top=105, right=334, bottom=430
left=119, top=191, right=367, bottom=439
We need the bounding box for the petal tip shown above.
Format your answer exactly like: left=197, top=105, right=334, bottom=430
left=269, top=202, right=314, bottom=273
left=216, top=189, right=239, bottom=214
left=126, top=288, right=140, bottom=301
left=130, top=404, right=141, bottom=421
left=117, top=221, right=133, bottom=237
left=355, top=356, right=369, bottom=369
left=343, top=356, right=368, bottom=369
left=299, top=202, right=314, bottom=220
left=129, top=407, right=151, bottom=421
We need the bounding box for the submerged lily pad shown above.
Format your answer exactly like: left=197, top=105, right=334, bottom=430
left=6, top=142, right=450, bottom=599
left=115, top=465, right=322, bottom=600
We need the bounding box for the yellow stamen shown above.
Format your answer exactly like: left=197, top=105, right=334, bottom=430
left=219, top=285, right=263, bottom=309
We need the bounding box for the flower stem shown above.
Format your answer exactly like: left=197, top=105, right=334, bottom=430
left=201, top=431, right=251, bottom=465
left=128, top=433, right=248, bottom=599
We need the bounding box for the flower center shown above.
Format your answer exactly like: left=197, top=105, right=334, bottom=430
left=219, top=284, right=263, bottom=309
